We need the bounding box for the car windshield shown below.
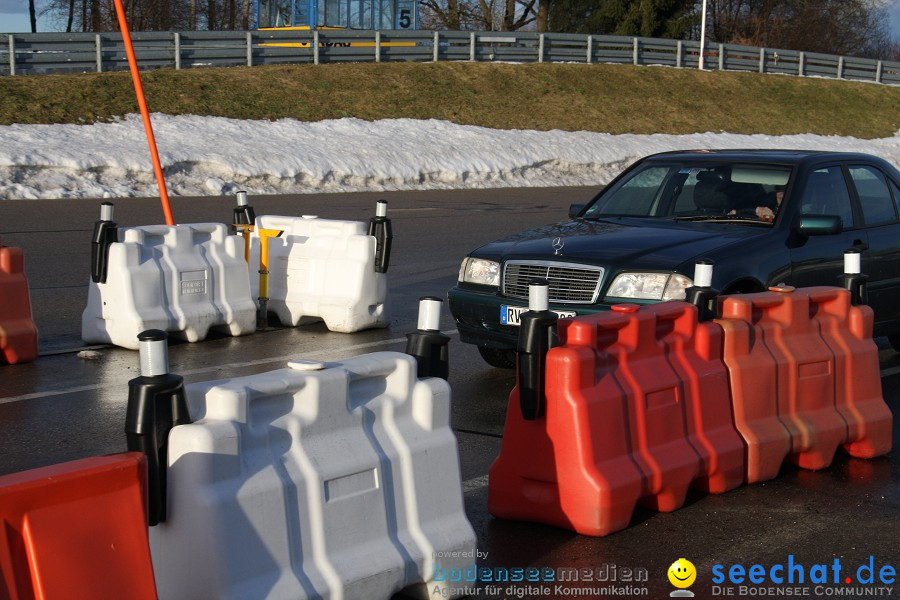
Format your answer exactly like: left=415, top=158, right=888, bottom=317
left=582, top=162, right=793, bottom=223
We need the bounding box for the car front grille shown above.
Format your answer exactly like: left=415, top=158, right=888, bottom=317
left=502, top=261, right=605, bottom=304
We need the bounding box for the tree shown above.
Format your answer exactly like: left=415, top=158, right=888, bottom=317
left=702, top=0, right=896, bottom=59
left=420, top=0, right=538, bottom=30
left=40, top=0, right=255, bottom=31
left=550, top=0, right=694, bottom=37
left=29, top=0, right=38, bottom=31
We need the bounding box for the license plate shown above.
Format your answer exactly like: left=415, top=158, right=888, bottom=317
left=500, top=305, right=577, bottom=326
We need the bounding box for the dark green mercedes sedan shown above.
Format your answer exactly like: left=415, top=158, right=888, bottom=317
left=448, top=150, right=900, bottom=368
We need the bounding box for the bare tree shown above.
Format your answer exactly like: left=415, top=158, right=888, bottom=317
left=66, top=0, right=76, bottom=31
left=241, top=0, right=251, bottom=29
left=421, top=0, right=536, bottom=29
left=703, top=0, right=896, bottom=59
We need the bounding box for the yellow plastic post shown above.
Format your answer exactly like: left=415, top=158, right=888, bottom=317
left=255, top=227, right=283, bottom=329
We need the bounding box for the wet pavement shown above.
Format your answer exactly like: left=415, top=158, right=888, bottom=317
left=1, top=188, right=898, bottom=600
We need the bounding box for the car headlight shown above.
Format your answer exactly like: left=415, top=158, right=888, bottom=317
left=459, top=257, right=501, bottom=287
left=605, top=272, right=693, bottom=301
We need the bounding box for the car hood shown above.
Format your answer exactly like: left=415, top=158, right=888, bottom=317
left=471, top=217, right=770, bottom=272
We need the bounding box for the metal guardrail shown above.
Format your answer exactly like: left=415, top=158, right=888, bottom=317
left=1, top=29, right=898, bottom=84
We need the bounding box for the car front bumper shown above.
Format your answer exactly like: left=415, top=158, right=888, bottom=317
left=447, top=285, right=652, bottom=350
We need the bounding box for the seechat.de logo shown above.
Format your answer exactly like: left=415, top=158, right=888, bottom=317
left=668, top=558, right=697, bottom=597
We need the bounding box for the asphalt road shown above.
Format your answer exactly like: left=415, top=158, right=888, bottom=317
left=1, top=188, right=898, bottom=600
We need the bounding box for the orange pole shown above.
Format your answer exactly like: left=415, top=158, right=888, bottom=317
left=111, top=0, right=175, bottom=226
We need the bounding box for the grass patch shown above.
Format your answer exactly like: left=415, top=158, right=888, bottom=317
left=0, top=61, right=897, bottom=138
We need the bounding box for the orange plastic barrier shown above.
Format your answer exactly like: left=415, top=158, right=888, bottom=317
left=489, top=302, right=744, bottom=536
left=804, top=287, right=892, bottom=458
left=718, top=286, right=848, bottom=482
left=0, top=453, right=158, bottom=600
left=642, top=302, right=744, bottom=494
left=0, top=244, right=38, bottom=365
left=488, top=315, right=644, bottom=536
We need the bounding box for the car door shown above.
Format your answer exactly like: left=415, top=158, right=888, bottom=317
left=846, top=164, right=900, bottom=332
left=788, top=164, right=868, bottom=290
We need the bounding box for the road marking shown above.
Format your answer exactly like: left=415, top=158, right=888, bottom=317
left=0, top=330, right=458, bottom=406
left=463, top=474, right=489, bottom=494
left=10, top=330, right=893, bottom=407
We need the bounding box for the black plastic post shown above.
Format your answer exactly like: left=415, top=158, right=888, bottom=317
left=125, top=330, right=191, bottom=526
left=683, top=259, right=720, bottom=322
left=517, top=278, right=559, bottom=421
left=405, top=297, right=450, bottom=380
left=368, top=200, right=393, bottom=273
left=231, top=190, right=256, bottom=233
left=90, top=202, right=118, bottom=284
left=839, top=248, right=868, bottom=306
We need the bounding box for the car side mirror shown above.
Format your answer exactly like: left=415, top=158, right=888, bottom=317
left=798, top=214, right=843, bottom=236
left=569, top=203, right=585, bottom=218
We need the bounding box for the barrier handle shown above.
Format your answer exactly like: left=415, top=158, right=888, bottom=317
left=405, top=297, right=450, bottom=380
left=125, top=330, right=191, bottom=526
left=517, top=279, right=558, bottom=420
left=111, top=0, right=174, bottom=226
left=91, top=202, right=118, bottom=284
left=232, top=224, right=253, bottom=265
left=368, top=200, right=393, bottom=273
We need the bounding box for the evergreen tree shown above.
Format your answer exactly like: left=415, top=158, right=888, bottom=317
left=550, top=0, right=694, bottom=37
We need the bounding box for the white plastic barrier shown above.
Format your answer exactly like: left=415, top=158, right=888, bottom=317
left=150, top=352, right=475, bottom=600
left=82, top=223, right=256, bottom=349
left=248, top=215, right=389, bottom=332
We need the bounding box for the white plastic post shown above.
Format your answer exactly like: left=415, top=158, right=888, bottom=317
left=100, top=202, right=115, bottom=222
left=376, top=200, right=388, bottom=218
left=417, top=297, right=442, bottom=331
left=528, top=279, right=549, bottom=312
left=694, top=260, right=714, bottom=288
left=139, top=331, right=169, bottom=377
left=236, top=190, right=248, bottom=207
left=844, top=250, right=861, bottom=275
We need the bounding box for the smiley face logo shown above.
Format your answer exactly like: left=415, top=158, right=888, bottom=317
left=668, top=558, right=696, bottom=589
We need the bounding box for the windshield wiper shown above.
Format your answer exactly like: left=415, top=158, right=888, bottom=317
left=673, top=214, right=772, bottom=224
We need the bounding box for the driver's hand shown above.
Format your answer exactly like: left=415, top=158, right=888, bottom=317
left=755, top=206, right=775, bottom=221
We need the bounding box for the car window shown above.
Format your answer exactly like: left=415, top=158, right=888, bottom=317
left=849, top=165, right=898, bottom=226
left=584, top=163, right=791, bottom=221
left=799, top=166, right=854, bottom=228
left=590, top=165, right=669, bottom=215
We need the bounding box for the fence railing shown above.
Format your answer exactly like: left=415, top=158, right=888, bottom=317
left=2, top=29, right=898, bottom=85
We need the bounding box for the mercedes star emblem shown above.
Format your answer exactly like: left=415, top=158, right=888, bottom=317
left=552, top=237, right=564, bottom=255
